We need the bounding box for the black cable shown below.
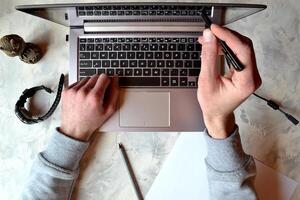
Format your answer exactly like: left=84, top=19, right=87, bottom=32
left=252, top=93, right=299, bottom=125
left=225, top=55, right=298, bottom=125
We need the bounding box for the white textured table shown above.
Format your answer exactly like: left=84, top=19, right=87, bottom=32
left=0, top=0, right=300, bottom=200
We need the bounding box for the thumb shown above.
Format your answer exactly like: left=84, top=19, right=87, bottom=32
left=199, top=29, right=219, bottom=81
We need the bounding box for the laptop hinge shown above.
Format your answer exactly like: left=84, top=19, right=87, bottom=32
left=83, top=21, right=205, bottom=33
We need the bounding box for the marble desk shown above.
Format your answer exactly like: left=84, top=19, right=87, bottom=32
left=0, top=0, right=300, bottom=199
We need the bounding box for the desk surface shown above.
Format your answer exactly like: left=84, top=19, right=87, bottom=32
left=0, top=0, right=300, bottom=200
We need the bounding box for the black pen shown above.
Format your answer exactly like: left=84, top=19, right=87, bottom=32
left=119, top=143, right=144, bottom=200
left=200, top=11, right=245, bottom=71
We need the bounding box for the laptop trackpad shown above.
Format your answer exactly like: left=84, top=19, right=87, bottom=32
left=119, top=91, right=170, bottom=127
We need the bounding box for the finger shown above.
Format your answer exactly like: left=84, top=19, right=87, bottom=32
left=82, top=75, right=100, bottom=90
left=211, top=24, right=253, bottom=65
left=93, top=74, right=111, bottom=99
left=198, top=36, right=224, bottom=56
left=199, top=29, right=219, bottom=81
left=104, top=75, right=120, bottom=116
left=72, top=77, right=90, bottom=90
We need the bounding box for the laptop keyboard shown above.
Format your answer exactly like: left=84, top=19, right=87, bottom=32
left=78, top=37, right=201, bottom=87
left=77, top=5, right=212, bottom=17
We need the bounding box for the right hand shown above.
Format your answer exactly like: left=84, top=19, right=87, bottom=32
left=197, top=24, right=262, bottom=139
left=59, top=74, right=119, bottom=141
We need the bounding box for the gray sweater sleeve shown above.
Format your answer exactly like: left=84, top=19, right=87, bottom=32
left=203, top=126, right=257, bottom=200
left=21, top=129, right=89, bottom=200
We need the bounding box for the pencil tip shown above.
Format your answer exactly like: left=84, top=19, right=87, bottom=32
left=118, top=143, right=122, bottom=148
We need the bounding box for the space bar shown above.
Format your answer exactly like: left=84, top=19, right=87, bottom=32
left=119, top=77, right=160, bottom=86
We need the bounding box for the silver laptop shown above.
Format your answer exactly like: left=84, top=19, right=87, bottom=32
left=16, top=3, right=266, bottom=132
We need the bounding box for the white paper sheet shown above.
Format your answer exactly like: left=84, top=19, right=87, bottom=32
left=146, top=132, right=298, bottom=200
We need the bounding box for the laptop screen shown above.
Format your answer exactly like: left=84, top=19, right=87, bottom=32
left=16, top=3, right=266, bottom=27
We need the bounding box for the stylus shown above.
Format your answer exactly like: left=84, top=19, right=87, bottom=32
left=119, top=143, right=144, bottom=200
left=200, top=11, right=245, bottom=71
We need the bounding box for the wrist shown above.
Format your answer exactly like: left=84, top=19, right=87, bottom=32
left=203, top=113, right=236, bottom=139
left=58, top=126, right=91, bottom=142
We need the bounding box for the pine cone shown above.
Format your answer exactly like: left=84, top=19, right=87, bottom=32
left=0, top=34, right=26, bottom=57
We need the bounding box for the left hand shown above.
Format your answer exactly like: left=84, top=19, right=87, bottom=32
left=59, top=74, right=119, bottom=141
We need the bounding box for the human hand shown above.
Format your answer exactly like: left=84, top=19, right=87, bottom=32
left=197, top=24, right=262, bottom=139
left=59, top=74, right=119, bottom=141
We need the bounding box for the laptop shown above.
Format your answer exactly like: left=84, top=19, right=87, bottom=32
left=16, top=3, right=266, bottom=132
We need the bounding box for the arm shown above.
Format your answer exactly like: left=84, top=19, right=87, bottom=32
left=197, top=24, right=262, bottom=200
left=21, top=74, right=119, bottom=200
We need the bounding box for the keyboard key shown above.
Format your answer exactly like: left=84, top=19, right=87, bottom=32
left=87, top=38, right=94, bottom=43
left=79, top=52, right=90, bottom=59
left=193, top=60, right=201, bottom=68
left=171, top=77, right=178, bottom=86
left=80, top=61, right=92, bottom=68
left=188, top=69, right=200, bottom=76
left=178, top=44, right=185, bottom=51
left=189, top=81, right=196, bottom=87
left=171, top=69, right=178, bottom=76
left=180, top=77, right=188, bottom=86
left=159, top=43, right=168, bottom=51
left=168, top=44, right=176, bottom=51
left=125, top=69, right=133, bottom=76
left=180, top=69, right=187, bottom=76
left=113, top=44, right=121, bottom=51
left=79, top=44, right=86, bottom=51
left=95, top=38, right=102, bottom=43
left=109, top=52, right=117, bottom=59
left=120, top=60, right=129, bottom=68
left=191, top=52, right=200, bottom=59
left=111, top=60, right=119, bottom=68
left=196, top=43, right=201, bottom=51
left=132, top=43, right=140, bottom=51
left=182, top=52, right=190, bottom=59
left=187, top=44, right=195, bottom=51
left=138, top=60, right=146, bottom=68
left=148, top=60, right=156, bottom=68
left=134, top=69, right=142, bottom=76
left=100, top=52, right=108, bottom=59
left=175, top=60, right=183, bottom=68
left=91, top=52, right=99, bottom=59
left=157, top=60, right=165, bottom=68
left=145, top=52, right=153, bottom=59
left=152, top=69, right=160, bottom=76
left=162, top=69, right=169, bottom=76
left=93, top=60, right=101, bottom=68
left=166, top=60, right=174, bottom=68
left=80, top=69, right=96, bottom=76
left=118, top=52, right=126, bottom=59
left=141, top=44, right=149, bottom=51
left=104, top=44, right=112, bottom=51
left=87, top=44, right=94, bottom=51
left=129, top=60, right=137, bottom=67
left=173, top=52, right=181, bottom=59
left=97, top=69, right=105, bottom=75
left=164, top=52, right=172, bottom=59
left=78, top=11, right=86, bottom=16
left=128, top=52, right=136, bottom=59
left=184, top=60, right=192, bottom=68
left=102, top=60, right=110, bottom=68
left=119, top=77, right=160, bottom=86
left=103, top=38, right=109, bottom=43
left=95, top=44, right=103, bottom=51
left=143, top=69, right=151, bottom=76
left=155, top=52, right=163, bottom=59
left=107, top=69, right=115, bottom=76
left=137, top=52, right=145, bottom=59
left=161, top=77, right=169, bottom=86
left=150, top=44, right=158, bottom=50
left=79, top=38, right=86, bottom=43
left=116, top=69, right=124, bottom=76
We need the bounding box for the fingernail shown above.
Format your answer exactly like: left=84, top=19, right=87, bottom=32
left=203, top=29, right=214, bottom=42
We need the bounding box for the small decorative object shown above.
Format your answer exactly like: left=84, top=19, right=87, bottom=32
left=0, top=34, right=25, bottom=57
left=0, top=34, right=42, bottom=64
left=19, top=43, right=42, bottom=64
